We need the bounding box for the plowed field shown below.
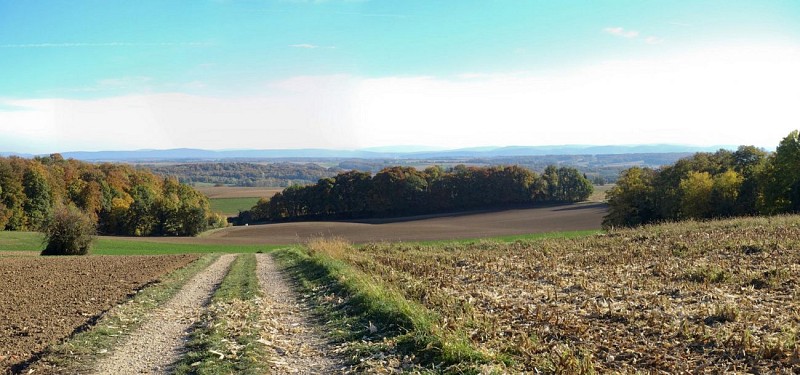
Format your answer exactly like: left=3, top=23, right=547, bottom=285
left=0, top=255, right=198, bottom=373
left=119, top=203, right=607, bottom=246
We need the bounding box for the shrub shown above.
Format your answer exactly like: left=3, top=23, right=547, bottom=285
left=41, top=205, right=96, bottom=256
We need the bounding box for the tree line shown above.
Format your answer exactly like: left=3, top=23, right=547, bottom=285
left=146, top=162, right=340, bottom=187
left=0, top=154, right=226, bottom=236
left=603, top=130, right=800, bottom=228
left=237, top=164, right=593, bottom=223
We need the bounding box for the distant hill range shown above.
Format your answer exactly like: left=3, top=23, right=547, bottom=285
left=1, top=144, right=739, bottom=162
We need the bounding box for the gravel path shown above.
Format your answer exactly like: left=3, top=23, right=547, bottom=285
left=256, top=253, right=341, bottom=374
left=91, top=254, right=237, bottom=375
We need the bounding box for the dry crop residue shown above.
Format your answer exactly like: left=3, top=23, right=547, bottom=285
left=338, top=216, right=800, bottom=373
left=91, top=254, right=236, bottom=375
left=256, top=253, right=341, bottom=374
left=0, top=254, right=198, bottom=373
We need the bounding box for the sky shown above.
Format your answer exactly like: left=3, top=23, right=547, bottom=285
left=1, top=0, right=800, bottom=153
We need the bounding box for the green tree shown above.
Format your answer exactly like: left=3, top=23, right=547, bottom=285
left=711, top=169, right=743, bottom=216
left=23, top=164, right=53, bottom=230
left=602, top=167, right=656, bottom=228
left=0, top=159, right=28, bottom=230
left=762, top=130, right=800, bottom=213
left=556, top=167, right=593, bottom=202
left=732, top=146, right=767, bottom=215
left=41, top=205, right=96, bottom=256
left=679, top=171, right=714, bottom=218
left=541, top=165, right=559, bottom=201
left=127, top=184, right=158, bottom=236
left=0, top=184, right=8, bottom=229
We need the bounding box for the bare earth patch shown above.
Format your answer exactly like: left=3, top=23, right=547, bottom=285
left=90, top=254, right=236, bottom=375
left=0, top=255, right=198, bottom=373
left=121, top=203, right=606, bottom=246
left=256, top=253, right=341, bottom=374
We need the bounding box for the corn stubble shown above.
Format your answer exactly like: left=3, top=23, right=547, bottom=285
left=328, top=216, right=800, bottom=373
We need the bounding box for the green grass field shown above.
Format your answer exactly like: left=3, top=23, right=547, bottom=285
left=0, top=231, right=42, bottom=251
left=0, top=231, right=281, bottom=255
left=209, top=197, right=260, bottom=216
left=0, top=227, right=600, bottom=256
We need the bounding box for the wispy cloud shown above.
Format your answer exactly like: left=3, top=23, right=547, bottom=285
left=0, top=42, right=212, bottom=48
left=604, top=27, right=639, bottom=39
left=645, top=36, right=663, bottom=45
left=604, top=27, right=663, bottom=45
left=289, top=43, right=336, bottom=49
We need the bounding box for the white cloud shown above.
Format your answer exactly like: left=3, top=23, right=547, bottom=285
left=0, top=78, right=362, bottom=152
left=604, top=27, right=664, bottom=45
left=604, top=27, right=639, bottom=39
left=2, top=44, right=800, bottom=153
left=350, top=45, right=800, bottom=149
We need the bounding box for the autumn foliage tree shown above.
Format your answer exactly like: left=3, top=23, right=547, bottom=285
left=603, top=130, right=800, bottom=228
left=0, top=155, right=225, bottom=236
left=240, top=164, right=593, bottom=223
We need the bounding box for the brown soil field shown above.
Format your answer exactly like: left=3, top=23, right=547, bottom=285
left=0, top=254, right=198, bottom=373
left=195, top=186, right=282, bottom=199
left=124, top=202, right=606, bottom=245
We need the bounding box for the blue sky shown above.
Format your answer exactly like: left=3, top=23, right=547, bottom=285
left=2, top=0, right=800, bottom=153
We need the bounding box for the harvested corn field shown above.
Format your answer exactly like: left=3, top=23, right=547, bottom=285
left=323, top=216, right=800, bottom=373
left=0, top=254, right=198, bottom=373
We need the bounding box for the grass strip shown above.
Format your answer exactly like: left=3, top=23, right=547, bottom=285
left=272, top=244, right=488, bottom=374
left=175, top=254, right=268, bottom=375
left=24, top=253, right=219, bottom=374
left=0, top=231, right=279, bottom=255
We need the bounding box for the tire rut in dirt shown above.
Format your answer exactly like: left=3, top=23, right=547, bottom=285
left=256, top=253, right=341, bottom=374
left=91, top=254, right=237, bottom=375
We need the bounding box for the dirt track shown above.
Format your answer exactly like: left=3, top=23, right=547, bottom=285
left=0, top=255, right=198, bottom=373
left=124, top=202, right=607, bottom=245
left=91, top=254, right=235, bottom=375
left=256, top=254, right=340, bottom=373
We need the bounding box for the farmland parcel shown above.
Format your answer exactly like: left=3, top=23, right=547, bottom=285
left=0, top=255, right=198, bottom=373
left=297, top=216, right=800, bottom=372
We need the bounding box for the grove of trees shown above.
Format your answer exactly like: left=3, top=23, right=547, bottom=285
left=0, top=154, right=226, bottom=236
left=238, top=164, right=593, bottom=223
left=603, top=130, right=800, bottom=228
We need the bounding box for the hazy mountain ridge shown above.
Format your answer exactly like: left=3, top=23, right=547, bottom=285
left=1, top=144, right=739, bottom=162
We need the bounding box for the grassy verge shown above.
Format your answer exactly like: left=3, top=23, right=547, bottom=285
left=0, top=231, right=278, bottom=255
left=175, top=254, right=268, bottom=375
left=23, top=253, right=219, bottom=374
left=92, top=238, right=280, bottom=255
left=273, top=240, right=490, bottom=374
